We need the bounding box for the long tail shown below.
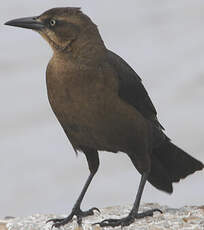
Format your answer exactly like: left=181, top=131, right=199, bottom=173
left=148, top=142, right=204, bottom=193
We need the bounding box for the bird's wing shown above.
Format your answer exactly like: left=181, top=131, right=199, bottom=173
left=107, top=50, right=164, bottom=130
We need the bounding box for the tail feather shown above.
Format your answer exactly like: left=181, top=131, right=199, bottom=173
left=148, top=153, right=173, bottom=193
left=148, top=142, right=203, bottom=193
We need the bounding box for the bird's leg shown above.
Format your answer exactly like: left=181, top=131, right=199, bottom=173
left=47, top=173, right=99, bottom=228
left=47, top=149, right=99, bottom=228
left=95, top=172, right=162, bottom=227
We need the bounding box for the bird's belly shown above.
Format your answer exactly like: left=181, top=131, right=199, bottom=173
left=57, top=106, right=146, bottom=154
left=47, top=80, right=109, bottom=147
left=47, top=77, right=149, bottom=153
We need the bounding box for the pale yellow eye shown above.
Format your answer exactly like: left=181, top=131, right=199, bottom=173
left=50, top=19, right=56, bottom=26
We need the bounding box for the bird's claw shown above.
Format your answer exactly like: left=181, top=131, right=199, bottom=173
left=93, top=208, right=162, bottom=227
left=46, top=207, right=100, bottom=229
left=94, top=216, right=135, bottom=227
left=46, top=218, right=63, bottom=224
left=87, top=207, right=100, bottom=214
left=50, top=216, right=73, bottom=229
left=136, top=208, right=162, bottom=218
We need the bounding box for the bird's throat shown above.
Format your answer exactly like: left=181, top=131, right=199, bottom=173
left=39, top=31, right=72, bottom=53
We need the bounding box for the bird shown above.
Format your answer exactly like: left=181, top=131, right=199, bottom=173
left=5, top=7, right=204, bottom=228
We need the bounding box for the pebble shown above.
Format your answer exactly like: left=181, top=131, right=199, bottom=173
left=1, top=203, right=203, bottom=230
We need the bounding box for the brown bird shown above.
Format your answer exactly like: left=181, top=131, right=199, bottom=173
left=5, top=7, right=204, bottom=228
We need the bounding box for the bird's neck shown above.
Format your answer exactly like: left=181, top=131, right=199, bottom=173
left=53, top=25, right=106, bottom=67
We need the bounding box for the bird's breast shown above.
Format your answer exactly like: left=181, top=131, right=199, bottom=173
left=46, top=61, right=110, bottom=131
left=45, top=58, right=148, bottom=152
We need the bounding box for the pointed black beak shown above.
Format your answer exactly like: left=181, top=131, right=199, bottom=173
left=4, top=16, right=45, bottom=30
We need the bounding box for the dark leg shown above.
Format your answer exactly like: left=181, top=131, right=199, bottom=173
left=47, top=148, right=99, bottom=228
left=95, top=172, right=162, bottom=227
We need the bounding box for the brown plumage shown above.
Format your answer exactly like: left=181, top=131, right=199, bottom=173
left=5, top=7, right=204, bottom=228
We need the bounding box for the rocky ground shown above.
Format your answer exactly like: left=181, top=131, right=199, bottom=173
left=0, top=203, right=204, bottom=230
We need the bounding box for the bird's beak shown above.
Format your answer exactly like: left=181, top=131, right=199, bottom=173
left=4, top=16, right=45, bottom=30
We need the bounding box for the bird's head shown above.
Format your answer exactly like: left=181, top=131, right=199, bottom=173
left=5, top=7, right=102, bottom=53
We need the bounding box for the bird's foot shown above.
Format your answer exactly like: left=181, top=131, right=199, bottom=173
left=47, top=207, right=100, bottom=229
left=94, top=208, right=162, bottom=227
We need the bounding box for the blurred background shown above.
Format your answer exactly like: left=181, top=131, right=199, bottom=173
left=1, top=0, right=204, bottom=218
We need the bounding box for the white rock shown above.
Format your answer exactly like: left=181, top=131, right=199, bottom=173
left=1, top=204, right=204, bottom=230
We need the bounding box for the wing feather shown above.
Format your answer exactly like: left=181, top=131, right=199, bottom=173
left=107, top=50, right=164, bottom=130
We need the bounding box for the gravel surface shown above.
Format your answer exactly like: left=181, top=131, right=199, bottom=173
left=0, top=203, right=204, bottom=230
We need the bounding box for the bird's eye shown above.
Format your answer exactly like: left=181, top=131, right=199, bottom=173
left=50, top=19, right=56, bottom=26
